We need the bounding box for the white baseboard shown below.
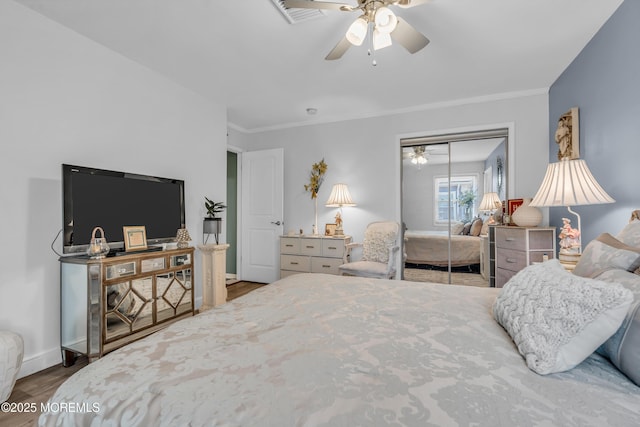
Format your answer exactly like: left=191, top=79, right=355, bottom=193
left=18, top=298, right=205, bottom=380
left=18, top=347, right=62, bottom=379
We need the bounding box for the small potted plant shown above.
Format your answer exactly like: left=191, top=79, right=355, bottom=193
left=204, top=197, right=226, bottom=243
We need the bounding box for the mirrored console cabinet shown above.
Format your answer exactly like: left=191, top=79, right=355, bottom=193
left=59, top=247, right=195, bottom=366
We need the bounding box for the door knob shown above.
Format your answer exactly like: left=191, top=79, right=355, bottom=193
left=271, top=221, right=282, bottom=226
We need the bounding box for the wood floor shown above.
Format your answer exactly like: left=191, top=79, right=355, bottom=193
left=0, top=280, right=266, bottom=427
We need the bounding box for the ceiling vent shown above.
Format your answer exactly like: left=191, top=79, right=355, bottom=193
left=271, top=0, right=327, bottom=24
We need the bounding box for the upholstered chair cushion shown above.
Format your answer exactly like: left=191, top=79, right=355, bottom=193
left=339, top=261, right=390, bottom=277
left=362, top=223, right=399, bottom=264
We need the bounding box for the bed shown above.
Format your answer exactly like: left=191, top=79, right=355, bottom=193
left=39, top=270, right=639, bottom=426
left=404, top=230, right=481, bottom=267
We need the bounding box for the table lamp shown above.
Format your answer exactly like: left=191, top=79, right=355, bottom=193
left=325, top=183, right=356, bottom=236
left=478, top=192, right=502, bottom=224
left=529, top=158, right=614, bottom=258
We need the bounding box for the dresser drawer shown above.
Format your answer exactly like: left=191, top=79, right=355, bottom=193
left=141, top=257, right=165, bottom=273
left=280, top=254, right=310, bottom=272
left=495, top=227, right=526, bottom=251
left=105, top=262, right=136, bottom=279
left=280, top=238, right=300, bottom=254
left=322, top=239, right=345, bottom=258
left=300, top=238, right=322, bottom=256
left=311, top=257, right=343, bottom=275
left=496, top=249, right=527, bottom=272
left=496, top=267, right=517, bottom=288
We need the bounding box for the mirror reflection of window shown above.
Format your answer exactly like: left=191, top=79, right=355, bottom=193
left=434, top=175, right=478, bottom=224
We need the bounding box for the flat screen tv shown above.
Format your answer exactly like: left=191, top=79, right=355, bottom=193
left=62, top=164, right=185, bottom=255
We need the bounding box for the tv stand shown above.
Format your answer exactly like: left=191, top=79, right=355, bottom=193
left=59, top=247, right=195, bottom=366
left=110, top=246, right=163, bottom=257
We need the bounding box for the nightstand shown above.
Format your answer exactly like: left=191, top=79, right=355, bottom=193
left=495, top=226, right=556, bottom=288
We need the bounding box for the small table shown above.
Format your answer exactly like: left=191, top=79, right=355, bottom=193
left=198, top=244, right=230, bottom=311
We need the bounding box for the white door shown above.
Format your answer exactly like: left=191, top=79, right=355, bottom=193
left=240, top=148, right=284, bottom=283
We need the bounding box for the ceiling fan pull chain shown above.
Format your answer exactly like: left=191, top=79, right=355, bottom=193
left=367, top=21, right=377, bottom=66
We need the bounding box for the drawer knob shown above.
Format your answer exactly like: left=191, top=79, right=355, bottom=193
left=505, top=237, right=515, bottom=242
left=322, top=265, right=331, bottom=268
left=290, top=262, right=299, bottom=265
left=506, top=258, right=516, bottom=263
left=285, top=244, right=294, bottom=247
left=306, top=246, right=314, bottom=249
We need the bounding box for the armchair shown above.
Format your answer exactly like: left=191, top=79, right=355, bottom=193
left=339, top=221, right=400, bottom=279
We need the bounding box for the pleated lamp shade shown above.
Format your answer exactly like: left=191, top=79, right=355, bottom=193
left=325, top=184, right=357, bottom=207
left=529, top=159, right=614, bottom=207
left=478, top=192, right=502, bottom=211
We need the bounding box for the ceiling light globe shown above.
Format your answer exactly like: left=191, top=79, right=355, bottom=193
left=374, top=7, right=398, bottom=34
left=373, top=29, right=392, bottom=50
left=346, top=17, right=368, bottom=46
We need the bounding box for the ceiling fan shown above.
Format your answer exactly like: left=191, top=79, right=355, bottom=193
left=403, top=145, right=447, bottom=167
left=283, top=0, right=430, bottom=61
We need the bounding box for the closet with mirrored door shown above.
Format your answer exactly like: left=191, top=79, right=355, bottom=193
left=401, top=129, right=508, bottom=286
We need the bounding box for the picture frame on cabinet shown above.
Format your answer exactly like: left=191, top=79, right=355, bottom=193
left=123, top=226, right=148, bottom=251
left=325, top=223, right=337, bottom=236
left=507, top=199, right=524, bottom=225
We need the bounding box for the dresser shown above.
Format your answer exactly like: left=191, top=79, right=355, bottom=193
left=280, top=235, right=351, bottom=278
left=495, top=226, right=556, bottom=288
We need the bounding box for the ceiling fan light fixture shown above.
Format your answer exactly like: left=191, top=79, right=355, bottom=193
left=373, top=29, right=392, bottom=50
left=411, top=155, right=427, bottom=165
left=374, top=7, right=398, bottom=34
left=346, top=17, right=368, bottom=46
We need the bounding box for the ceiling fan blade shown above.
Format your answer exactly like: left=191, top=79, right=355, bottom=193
left=391, top=18, right=429, bottom=54
left=283, top=0, right=354, bottom=11
left=395, top=0, right=431, bottom=8
left=325, top=36, right=352, bottom=60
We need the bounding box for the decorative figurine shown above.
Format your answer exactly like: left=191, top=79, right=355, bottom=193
left=558, top=217, right=580, bottom=253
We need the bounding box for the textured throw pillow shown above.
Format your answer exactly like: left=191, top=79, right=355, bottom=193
left=573, top=233, right=640, bottom=278
left=593, top=269, right=640, bottom=386
left=470, top=218, right=483, bottom=237
left=362, top=224, right=397, bottom=264
left=493, top=260, right=633, bottom=375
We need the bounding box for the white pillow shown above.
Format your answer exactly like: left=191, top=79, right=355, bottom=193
left=450, top=221, right=465, bottom=235
left=493, top=260, right=633, bottom=375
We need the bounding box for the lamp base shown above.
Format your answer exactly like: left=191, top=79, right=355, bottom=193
left=559, top=250, right=581, bottom=272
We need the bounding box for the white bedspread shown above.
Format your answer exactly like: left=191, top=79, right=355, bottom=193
left=405, top=230, right=481, bottom=267
left=40, top=274, right=640, bottom=427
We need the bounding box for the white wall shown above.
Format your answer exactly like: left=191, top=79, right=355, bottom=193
left=230, top=93, right=549, bottom=246
left=0, top=1, right=227, bottom=378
